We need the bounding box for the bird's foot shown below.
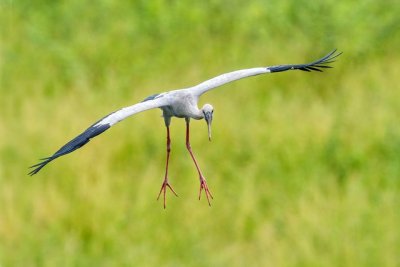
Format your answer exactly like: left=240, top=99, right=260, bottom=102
left=199, top=176, right=213, bottom=206
left=157, top=179, right=178, bottom=209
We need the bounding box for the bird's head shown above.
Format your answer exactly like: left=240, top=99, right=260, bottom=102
left=202, top=104, right=214, bottom=141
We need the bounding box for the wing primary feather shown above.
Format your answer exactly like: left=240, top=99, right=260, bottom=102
left=314, top=65, right=332, bottom=68
left=28, top=123, right=111, bottom=175
left=268, top=49, right=342, bottom=73
left=306, top=66, right=323, bottom=72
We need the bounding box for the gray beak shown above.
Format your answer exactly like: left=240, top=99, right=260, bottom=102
left=204, top=112, right=213, bottom=141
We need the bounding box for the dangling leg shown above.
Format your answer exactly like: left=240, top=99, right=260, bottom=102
left=157, top=121, right=178, bottom=209
left=185, top=118, right=213, bottom=206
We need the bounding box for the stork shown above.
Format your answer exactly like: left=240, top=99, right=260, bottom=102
left=29, top=49, right=341, bottom=208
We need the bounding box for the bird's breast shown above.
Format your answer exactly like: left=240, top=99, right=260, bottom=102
left=161, top=95, right=201, bottom=119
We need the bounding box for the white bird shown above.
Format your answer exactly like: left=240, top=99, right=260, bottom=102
left=29, top=49, right=341, bottom=208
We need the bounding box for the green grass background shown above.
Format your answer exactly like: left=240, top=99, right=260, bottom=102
left=1, top=0, right=400, bottom=266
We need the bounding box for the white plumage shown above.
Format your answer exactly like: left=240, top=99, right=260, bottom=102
left=29, top=49, right=341, bottom=208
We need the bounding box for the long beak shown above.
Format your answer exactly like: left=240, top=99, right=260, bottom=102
left=207, top=121, right=212, bottom=141
left=205, top=113, right=212, bottom=141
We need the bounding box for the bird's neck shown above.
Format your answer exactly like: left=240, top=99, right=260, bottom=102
left=190, top=108, right=204, bottom=120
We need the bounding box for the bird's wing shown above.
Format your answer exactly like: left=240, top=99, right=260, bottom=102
left=29, top=95, right=169, bottom=175
left=190, top=49, right=341, bottom=97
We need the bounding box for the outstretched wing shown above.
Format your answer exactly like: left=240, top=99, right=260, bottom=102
left=29, top=95, right=168, bottom=175
left=190, top=49, right=341, bottom=96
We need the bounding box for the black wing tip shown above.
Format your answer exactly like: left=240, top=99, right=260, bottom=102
left=28, top=158, right=54, bottom=176
left=268, top=49, right=342, bottom=73
left=28, top=123, right=111, bottom=176
left=322, top=49, right=342, bottom=62
left=300, top=49, right=342, bottom=72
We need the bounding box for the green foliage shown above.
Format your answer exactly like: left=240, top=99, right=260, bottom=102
left=1, top=0, right=400, bottom=266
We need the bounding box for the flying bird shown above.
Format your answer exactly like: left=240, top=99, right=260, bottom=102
left=29, top=49, right=341, bottom=208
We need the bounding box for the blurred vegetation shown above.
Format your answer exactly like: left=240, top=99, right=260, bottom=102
left=1, top=0, right=400, bottom=266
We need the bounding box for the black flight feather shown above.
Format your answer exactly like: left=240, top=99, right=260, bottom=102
left=268, top=49, right=342, bottom=73
left=28, top=123, right=110, bottom=175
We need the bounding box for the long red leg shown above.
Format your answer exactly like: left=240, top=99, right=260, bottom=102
left=185, top=119, right=213, bottom=206
left=157, top=126, right=178, bottom=208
